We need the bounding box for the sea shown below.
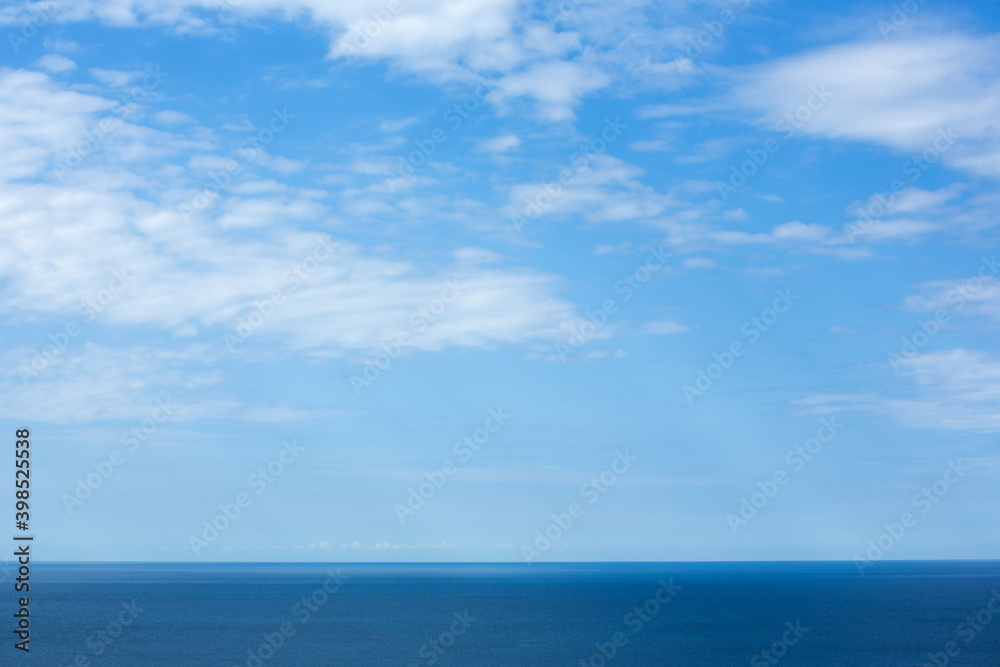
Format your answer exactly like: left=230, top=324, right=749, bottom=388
left=4, top=560, right=1000, bottom=665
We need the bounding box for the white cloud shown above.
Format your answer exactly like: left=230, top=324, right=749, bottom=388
left=845, top=185, right=980, bottom=242
left=0, top=0, right=682, bottom=123
left=888, top=349, right=1000, bottom=431
left=901, top=256, right=1000, bottom=322
left=36, top=54, right=76, bottom=73
left=0, top=69, right=115, bottom=180
left=215, top=197, right=327, bottom=229
left=0, top=343, right=235, bottom=423
left=675, top=138, right=732, bottom=165
left=853, top=218, right=940, bottom=242
left=0, top=67, right=587, bottom=362
left=593, top=241, right=631, bottom=256
left=735, top=33, right=1000, bottom=177
left=0, top=179, right=584, bottom=352
left=636, top=103, right=709, bottom=119
left=629, top=139, right=669, bottom=152
left=710, top=221, right=872, bottom=259
left=642, top=320, right=690, bottom=335
left=379, top=116, right=419, bottom=133
left=797, top=349, right=1000, bottom=431
left=505, top=154, right=675, bottom=225
left=503, top=157, right=885, bottom=259
left=682, top=257, right=716, bottom=269
left=152, top=110, right=194, bottom=125
left=477, top=133, right=521, bottom=152
left=452, top=247, right=501, bottom=264
left=889, top=184, right=964, bottom=214
left=494, top=60, right=610, bottom=120
left=89, top=68, right=140, bottom=87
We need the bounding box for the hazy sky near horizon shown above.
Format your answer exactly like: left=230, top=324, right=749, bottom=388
left=0, top=0, right=999, bottom=562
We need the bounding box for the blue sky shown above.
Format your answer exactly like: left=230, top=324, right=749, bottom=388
left=0, top=0, right=998, bottom=562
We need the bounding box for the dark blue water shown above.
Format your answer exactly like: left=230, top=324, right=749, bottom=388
left=2, top=561, right=999, bottom=665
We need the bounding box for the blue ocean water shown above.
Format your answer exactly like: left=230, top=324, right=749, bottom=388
left=3, top=561, right=1000, bottom=665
